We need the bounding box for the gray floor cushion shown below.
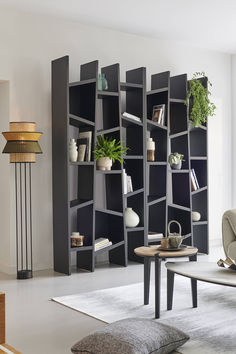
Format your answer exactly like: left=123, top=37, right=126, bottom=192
left=71, top=317, right=189, bottom=354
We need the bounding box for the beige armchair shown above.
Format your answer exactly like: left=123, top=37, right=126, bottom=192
left=222, top=209, right=236, bottom=261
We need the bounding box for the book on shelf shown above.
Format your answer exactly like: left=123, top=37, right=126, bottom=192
left=148, top=232, right=163, bottom=240
left=78, top=131, right=92, bottom=162
left=191, top=169, right=199, bottom=191
left=122, top=112, right=142, bottom=123
left=123, top=169, right=133, bottom=194
left=77, top=137, right=89, bottom=162
left=94, top=238, right=112, bottom=251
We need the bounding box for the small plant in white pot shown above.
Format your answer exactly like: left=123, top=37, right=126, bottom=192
left=168, top=152, right=184, bottom=170
left=94, top=135, right=128, bottom=171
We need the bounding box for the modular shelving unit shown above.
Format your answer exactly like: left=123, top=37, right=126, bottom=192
left=52, top=56, right=209, bottom=275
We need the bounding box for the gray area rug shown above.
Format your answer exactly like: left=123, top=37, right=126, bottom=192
left=52, top=274, right=236, bottom=353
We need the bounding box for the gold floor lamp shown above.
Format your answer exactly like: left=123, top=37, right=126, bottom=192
left=2, top=122, right=42, bottom=279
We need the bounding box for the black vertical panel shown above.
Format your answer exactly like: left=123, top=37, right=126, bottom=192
left=170, top=74, right=187, bottom=99
left=151, top=71, right=170, bottom=90
left=52, top=56, right=70, bottom=275
left=80, top=60, right=98, bottom=81
left=102, top=64, right=119, bottom=92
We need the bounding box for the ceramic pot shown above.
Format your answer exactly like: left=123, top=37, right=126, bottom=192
left=147, top=138, right=155, bottom=162
left=125, top=208, right=140, bottom=228
left=171, top=161, right=182, bottom=170
left=69, top=138, right=78, bottom=162
left=192, top=211, right=201, bottom=222
left=97, top=157, right=112, bottom=171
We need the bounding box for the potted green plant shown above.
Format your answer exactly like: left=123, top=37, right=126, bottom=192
left=168, top=152, right=184, bottom=170
left=185, top=72, right=216, bottom=128
left=94, top=135, right=128, bottom=171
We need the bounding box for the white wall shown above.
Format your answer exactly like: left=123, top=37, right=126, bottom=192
left=0, top=6, right=232, bottom=273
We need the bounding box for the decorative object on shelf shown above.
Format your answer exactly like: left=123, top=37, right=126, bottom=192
left=78, top=145, right=86, bottom=162
left=78, top=131, right=92, bottom=162
left=2, top=122, right=42, bottom=279
left=77, top=137, right=89, bottom=162
left=69, top=138, right=78, bottom=162
left=94, top=135, right=128, bottom=171
left=95, top=238, right=112, bottom=251
left=185, top=72, right=216, bottom=127
left=98, top=73, right=108, bottom=91
left=152, top=104, right=165, bottom=125
left=147, top=138, right=155, bottom=162
left=192, top=211, right=201, bottom=222
left=71, top=232, right=84, bottom=247
left=161, top=238, right=169, bottom=249
left=168, top=220, right=184, bottom=248
left=127, top=175, right=133, bottom=193
left=125, top=208, right=140, bottom=228
left=168, top=152, right=184, bottom=170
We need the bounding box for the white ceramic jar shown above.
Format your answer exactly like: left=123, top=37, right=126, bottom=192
left=69, top=139, right=78, bottom=162
left=125, top=208, right=140, bottom=227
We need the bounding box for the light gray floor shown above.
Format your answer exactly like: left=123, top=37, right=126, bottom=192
left=2, top=246, right=223, bottom=354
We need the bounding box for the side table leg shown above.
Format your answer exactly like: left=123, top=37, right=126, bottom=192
left=189, top=254, right=197, bottom=308
left=155, top=255, right=161, bottom=319
left=144, top=257, right=151, bottom=305
left=167, top=270, right=175, bottom=310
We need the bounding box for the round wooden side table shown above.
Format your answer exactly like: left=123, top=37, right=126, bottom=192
left=134, top=245, right=198, bottom=318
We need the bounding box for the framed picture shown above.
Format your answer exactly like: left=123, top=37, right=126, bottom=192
left=152, top=104, right=165, bottom=125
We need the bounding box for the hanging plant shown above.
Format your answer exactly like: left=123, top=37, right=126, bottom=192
left=185, top=72, right=216, bottom=127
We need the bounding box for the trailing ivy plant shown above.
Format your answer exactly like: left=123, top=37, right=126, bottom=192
left=185, top=72, right=216, bottom=127
left=94, top=135, right=128, bottom=163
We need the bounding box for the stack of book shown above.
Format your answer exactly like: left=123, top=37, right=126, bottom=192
left=148, top=232, right=163, bottom=241
left=77, top=131, right=92, bottom=162
left=94, top=238, right=112, bottom=252
left=190, top=169, right=200, bottom=191
left=123, top=169, right=133, bottom=194
left=122, top=112, right=142, bottom=123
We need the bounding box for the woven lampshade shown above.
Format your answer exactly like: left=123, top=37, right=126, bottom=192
left=2, top=122, right=42, bottom=162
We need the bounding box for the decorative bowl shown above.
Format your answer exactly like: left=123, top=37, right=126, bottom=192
left=168, top=235, right=184, bottom=248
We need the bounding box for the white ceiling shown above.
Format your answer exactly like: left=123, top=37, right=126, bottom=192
left=1, top=0, right=236, bottom=53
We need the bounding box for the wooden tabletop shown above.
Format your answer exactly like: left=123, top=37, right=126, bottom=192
left=166, top=262, right=236, bottom=287
left=134, top=245, right=198, bottom=258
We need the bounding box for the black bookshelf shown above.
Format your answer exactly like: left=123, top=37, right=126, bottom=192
left=52, top=57, right=209, bottom=275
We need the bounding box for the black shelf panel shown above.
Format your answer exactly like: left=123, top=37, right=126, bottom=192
left=69, top=114, right=95, bottom=127
left=190, top=129, right=207, bottom=157
left=147, top=120, right=168, bottom=131
left=147, top=87, right=168, bottom=95
left=149, top=200, right=166, bottom=237
left=127, top=227, right=144, bottom=232
left=96, top=170, right=122, bottom=174
left=193, top=221, right=208, bottom=226
left=96, top=126, right=120, bottom=136
left=70, top=199, right=93, bottom=209
left=120, top=82, right=143, bottom=91
left=169, top=131, right=188, bottom=139
left=147, top=162, right=167, bottom=166
left=95, top=208, right=123, bottom=217
left=70, top=246, right=93, bottom=252
left=148, top=196, right=166, bottom=206
left=168, top=203, right=191, bottom=212
left=94, top=240, right=125, bottom=254
left=191, top=186, right=207, bottom=195
left=69, top=78, right=96, bottom=87
left=148, top=165, right=166, bottom=199
left=125, top=188, right=144, bottom=198
left=70, top=162, right=94, bottom=166
left=170, top=98, right=185, bottom=103
left=121, top=116, right=143, bottom=127
left=169, top=169, right=190, bottom=173
left=124, top=155, right=143, bottom=160
left=97, top=91, right=119, bottom=98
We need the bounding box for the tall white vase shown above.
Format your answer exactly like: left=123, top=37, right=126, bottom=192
left=125, top=208, right=140, bottom=228
left=69, top=138, right=78, bottom=162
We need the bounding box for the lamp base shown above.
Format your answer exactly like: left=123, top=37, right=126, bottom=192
left=17, top=270, right=33, bottom=279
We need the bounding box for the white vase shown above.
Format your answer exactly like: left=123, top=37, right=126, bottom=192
left=125, top=208, right=140, bottom=228
left=97, top=157, right=112, bottom=171
left=192, top=211, right=201, bottom=222
left=69, top=138, right=78, bottom=162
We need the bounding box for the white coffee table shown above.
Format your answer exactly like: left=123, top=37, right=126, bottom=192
left=165, top=262, right=236, bottom=311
